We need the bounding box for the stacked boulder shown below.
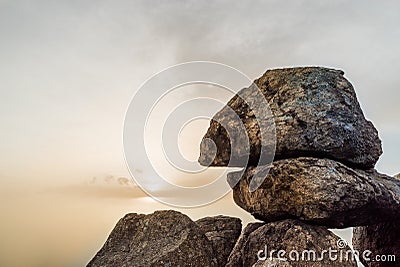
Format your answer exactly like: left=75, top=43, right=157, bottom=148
left=199, top=67, right=400, bottom=266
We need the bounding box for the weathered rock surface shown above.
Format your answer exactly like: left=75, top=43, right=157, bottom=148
left=353, top=221, right=399, bottom=267
left=228, top=157, right=400, bottom=228
left=195, top=215, right=242, bottom=266
left=227, top=222, right=264, bottom=265
left=87, top=210, right=218, bottom=267
left=199, top=67, right=382, bottom=169
left=225, top=219, right=356, bottom=267
left=351, top=173, right=400, bottom=267
left=252, top=258, right=292, bottom=266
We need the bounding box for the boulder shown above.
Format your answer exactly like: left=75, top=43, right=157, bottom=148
left=228, top=157, right=400, bottom=228
left=199, top=67, right=382, bottom=169
left=195, top=215, right=242, bottom=266
left=353, top=222, right=399, bottom=267
left=87, top=210, right=218, bottom=267
left=351, top=173, right=400, bottom=267
left=227, top=222, right=264, bottom=265
left=225, top=219, right=356, bottom=267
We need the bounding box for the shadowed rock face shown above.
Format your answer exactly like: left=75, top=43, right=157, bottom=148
left=352, top=173, right=400, bottom=267
left=87, top=210, right=218, bottom=267
left=226, top=219, right=356, bottom=267
left=353, top=222, right=400, bottom=267
left=199, top=67, right=382, bottom=169
left=195, top=215, right=242, bottom=266
left=228, top=157, right=400, bottom=228
left=226, top=222, right=264, bottom=266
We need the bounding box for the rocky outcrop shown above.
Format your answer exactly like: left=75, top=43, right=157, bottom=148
left=87, top=210, right=219, bottom=267
left=226, top=219, right=356, bottom=267
left=89, top=66, right=394, bottom=266
left=199, top=67, right=382, bottom=169
left=195, top=215, right=242, bottom=266
left=228, top=157, right=400, bottom=228
left=198, top=66, right=396, bottom=267
left=353, top=221, right=399, bottom=267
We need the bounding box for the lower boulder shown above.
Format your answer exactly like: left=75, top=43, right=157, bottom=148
left=226, top=219, right=356, bottom=267
left=87, top=210, right=218, bottom=267
left=353, top=221, right=399, bottom=266
left=227, top=222, right=264, bottom=265
left=229, top=157, right=400, bottom=228
left=195, top=215, right=242, bottom=266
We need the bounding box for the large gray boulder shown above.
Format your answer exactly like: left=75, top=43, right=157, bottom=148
left=226, top=219, right=356, bottom=267
left=353, top=222, right=399, bottom=267
left=87, top=210, right=218, bottom=267
left=195, top=215, right=242, bottom=266
left=228, top=157, right=400, bottom=228
left=199, top=67, right=382, bottom=169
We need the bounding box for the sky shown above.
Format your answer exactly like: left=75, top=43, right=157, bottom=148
left=0, top=0, right=399, bottom=266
